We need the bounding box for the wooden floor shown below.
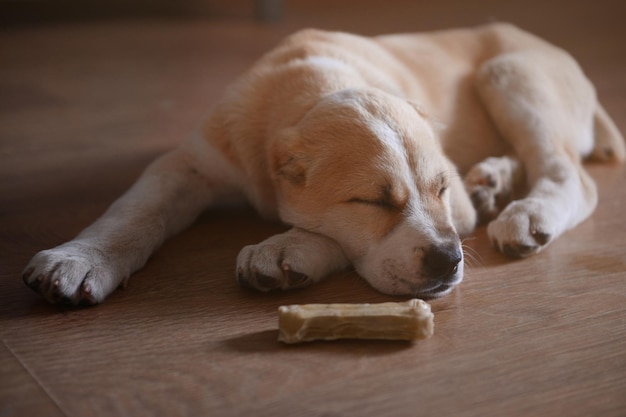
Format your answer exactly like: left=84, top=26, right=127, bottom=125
left=1, top=1, right=625, bottom=416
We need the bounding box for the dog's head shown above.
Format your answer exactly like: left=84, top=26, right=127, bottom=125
left=271, top=88, right=467, bottom=297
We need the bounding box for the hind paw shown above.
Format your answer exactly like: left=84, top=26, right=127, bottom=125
left=464, top=156, right=523, bottom=224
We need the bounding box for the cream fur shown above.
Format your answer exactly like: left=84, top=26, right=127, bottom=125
left=23, top=23, right=625, bottom=304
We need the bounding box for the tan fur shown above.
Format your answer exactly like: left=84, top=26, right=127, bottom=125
left=23, top=23, right=625, bottom=304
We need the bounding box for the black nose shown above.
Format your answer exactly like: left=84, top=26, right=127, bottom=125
left=423, top=243, right=462, bottom=281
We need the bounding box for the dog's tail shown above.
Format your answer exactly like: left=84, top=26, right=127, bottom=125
left=589, top=103, right=626, bottom=163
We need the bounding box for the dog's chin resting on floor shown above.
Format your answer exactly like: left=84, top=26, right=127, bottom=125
left=23, top=23, right=625, bottom=305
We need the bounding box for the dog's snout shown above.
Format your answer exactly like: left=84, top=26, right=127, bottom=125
left=423, top=243, right=462, bottom=280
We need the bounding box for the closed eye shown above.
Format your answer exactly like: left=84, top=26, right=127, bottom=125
left=434, top=171, right=449, bottom=199
left=348, top=197, right=398, bottom=211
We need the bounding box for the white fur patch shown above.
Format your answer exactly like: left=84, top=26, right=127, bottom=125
left=305, top=56, right=352, bottom=71
left=369, top=119, right=407, bottom=159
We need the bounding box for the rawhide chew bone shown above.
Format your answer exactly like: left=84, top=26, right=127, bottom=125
left=278, top=298, right=434, bottom=343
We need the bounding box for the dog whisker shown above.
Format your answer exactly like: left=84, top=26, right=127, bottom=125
left=461, top=238, right=483, bottom=269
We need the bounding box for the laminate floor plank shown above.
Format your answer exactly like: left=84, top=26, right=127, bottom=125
left=0, top=341, right=67, bottom=417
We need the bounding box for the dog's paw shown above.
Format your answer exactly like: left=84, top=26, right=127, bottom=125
left=487, top=198, right=555, bottom=258
left=235, top=229, right=348, bottom=292
left=236, top=241, right=315, bottom=292
left=464, top=156, right=522, bottom=224
left=23, top=243, right=123, bottom=305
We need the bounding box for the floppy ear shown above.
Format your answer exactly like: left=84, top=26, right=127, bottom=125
left=269, top=127, right=309, bottom=187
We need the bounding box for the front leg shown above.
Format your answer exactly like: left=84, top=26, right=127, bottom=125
left=236, top=228, right=350, bottom=291
left=22, top=141, right=237, bottom=305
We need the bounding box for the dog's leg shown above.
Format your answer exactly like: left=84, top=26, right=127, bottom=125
left=447, top=161, right=478, bottom=238
left=23, top=137, right=240, bottom=304
left=475, top=50, right=601, bottom=257
left=588, top=103, right=626, bottom=162
left=464, top=155, right=525, bottom=224
left=236, top=227, right=350, bottom=291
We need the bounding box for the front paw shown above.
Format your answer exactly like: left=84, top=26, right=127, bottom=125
left=236, top=240, right=314, bottom=292
left=235, top=229, right=349, bottom=292
left=23, top=243, right=123, bottom=305
left=487, top=198, right=555, bottom=258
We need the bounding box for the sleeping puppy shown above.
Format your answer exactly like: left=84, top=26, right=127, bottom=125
left=23, top=23, right=625, bottom=304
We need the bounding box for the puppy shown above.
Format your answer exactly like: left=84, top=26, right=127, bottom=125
left=23, top=23, right=625, bottom=304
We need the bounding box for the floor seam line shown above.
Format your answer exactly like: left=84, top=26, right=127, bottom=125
left=2, top=338, right=72, bottom=417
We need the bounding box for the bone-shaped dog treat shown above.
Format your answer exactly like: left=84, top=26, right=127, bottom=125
left=278, top=299, right=434, bottom=343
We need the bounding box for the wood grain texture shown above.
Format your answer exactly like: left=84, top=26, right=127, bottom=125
left=1, top=1, right=625, bottom=416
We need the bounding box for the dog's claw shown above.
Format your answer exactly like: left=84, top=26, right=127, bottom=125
left=531, top=230, right=551, bottom=245
left=502, top=243, right=538, bottom=258
left=284, top=268, right=310, bottom=288
left=236, top=268, right=254, bottom=289
left=60, top=296, right=73, bottom=304
left=24, top=274, right=38, bottom=290
left=255, top=271, right=282, bottom=290
left=22, top=267, right=34, bottom=283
